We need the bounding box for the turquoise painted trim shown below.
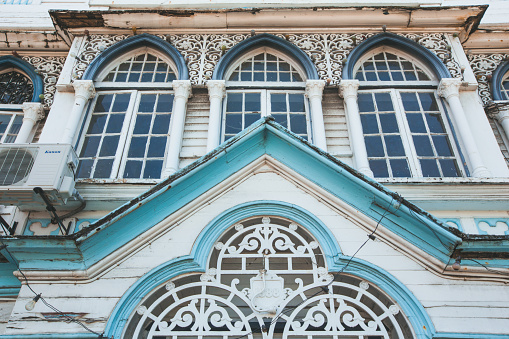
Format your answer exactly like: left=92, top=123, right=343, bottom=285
left=434, top=333, right=509, bottom=339
left=0, top=55, right=44, bottom=102
left=104, top=203, right=434, bottom=339
left=212, top=33, right=319, bottom=80
left=191, top=201, right=342, bottom=270
left=0, top=261, right=21, bottom=296
left=0, top=334, right=99, bottom=339
left=1, top=118, right=472, bottom=272
left=343, top=32, right=451, bottom=80
left=474, top=218, right=509, bottom=235
left=491, top=60, right=509, bottom=101
left=82, top=33, right=188, bottom=81
left=440, top=218, right=463, bottom=232
left=23, top=219, right=61, bottom=236
left=73, top=219, right=98, bottom=234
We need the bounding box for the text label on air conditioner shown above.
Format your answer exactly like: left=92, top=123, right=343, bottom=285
left=45, top=151, right=61, bottom=154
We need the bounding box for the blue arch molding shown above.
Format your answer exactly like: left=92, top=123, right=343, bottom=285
left=104, top=200, right=435, bottom=339
left=212, top=33, right=319, bottom=80
left=0, top=55, right=44, bottom=103
left=491, top=60, right=509, bottom=101
left=82, top=33, right=188, bottom=81
left=343, top=32, right=451, bottom=80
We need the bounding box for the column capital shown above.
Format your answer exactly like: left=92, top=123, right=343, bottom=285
left=438, top=78, right=461, bottom=99
left=305, top=80, right=325, bottom=100
left=72, top=80, right=95, bottom=100
left=173, top=80, right=192, bottom=100
left=21, top=102, right=44, bottom=122
left=206, top=80, right=226, bottom=100
left=339, top=79, right=360, bottom=99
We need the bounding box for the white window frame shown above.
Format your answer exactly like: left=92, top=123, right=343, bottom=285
left=77, top=89, right=174, bottom=181
left=0, top=108, right=23, bottom=143
left=221, top=89, right=311, bottom=142
left=222, top=47, right=311, bottom=142
left=358, top=88, right=464, bottom=178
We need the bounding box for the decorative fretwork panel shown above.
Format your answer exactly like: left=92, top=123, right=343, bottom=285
left=468, top=54, right=509, bottom=106
left=72, top=33, right=460, bottom=86
left=0, top=71, right=33, bottom=104
left=22, top=56, right=65, bottom=108
left=125, top=216, right=413, bottom=339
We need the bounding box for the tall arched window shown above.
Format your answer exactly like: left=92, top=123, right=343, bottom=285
left=354, top=47, right=463, bottom=178
left=77, top=47, right=178, bottom=180
left=223, top=48, right=310, bottom=142
left=122, top=215, right=415, bottom=338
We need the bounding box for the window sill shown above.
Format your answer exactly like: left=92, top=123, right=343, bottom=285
left=377, top=177, right=509, bottom=184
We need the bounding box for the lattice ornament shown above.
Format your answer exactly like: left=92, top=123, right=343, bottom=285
left=72, top=33, right=461, bottom=86
left=22, top=56, right=65, bottom=108
left=468, top=54, right=509, bottom=106
left=126, top=216, right=413, bottom=339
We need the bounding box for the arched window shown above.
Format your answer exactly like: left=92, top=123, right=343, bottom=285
left=0, top=56, right=43, bottom=144
left=354, top=47, right=463, bottom=178
left=122, top=215, right=415, bottom=338
left=223, top=48, right=310, bottom=142
left=77, top=47, right=178, bottom=180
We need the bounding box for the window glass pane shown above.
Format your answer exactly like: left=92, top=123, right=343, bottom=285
left=87, top=114, right=107, bottom=134
left=356, top=52, right=433, bottom=83
left=379, top=113, right=398, bottom=133
left=401, top=92, right=420, bottom=111
left=227, top=93, right=242, bottom=112
left=440, top=159, right=460, bottom=177
left=273, top=114, right=288, bottom=128
left=112, top=94, right=130, bottom=112
left=0, top=115, right=10, bottom=134
left=138, top=94, right=156, bottom=112
left=425, top=113, right=445, bottom=133
left=365, top=136, right=385, bottom=157
left=245, top=93, right=261, bottom=112
left=360, top=114, right=378, bottom=134
left=432, top=135, right=453, bottom=156
left=103, top=53, right=176, bottom=83
left=245, top=113, right=261, bottom=127
left=156, top=94, right=174, bottom=112
left=225, top=114, right=242, bottom=134
left=143, top=160, right=163, bottom=179
left=420, top=159, right=440, bottom=177
left=76, top=159, right=93, bottom=179
left=147, top=136, right=166, bottom=157
left=358, top=93, right=375, bottom=112
left=128, top=136, right=148, bottom=158
left=406, top=113, right=426, bottom=133
left=106, top=114, right=125, bottom=133
left=80, top=136, right=101, bottom=158
left=133, top=115, right=152, bottom=135
left=369, top=159, right=389, bottom=178
left=413, top=135, right=434, bottom=156
left=95, top=95, right=113, bottom=112
left=290, top=114, right=307, bottom=135
left=152, top=114, right=171, bottom=134
left=93, top=159, right=114, bottom=178
left=123, top=160, right=142, bottom=178
left=100, top=135, right=120, bottom=156
left=385, top=135, right=405, bottom=156
left=390, top=159, right=411, bottom=177
left=271, top=94, right=287, bottom=112
left=289, top=94, right=305, bottom=112
left=419, top=93, right=438, bottom=111
left=375, top=93, right=393, bottom=111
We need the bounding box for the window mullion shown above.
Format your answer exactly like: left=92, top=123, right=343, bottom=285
left=261, top=90, right=268, bottom=117
left=114, top=90, right=139, bottom=178
left=394, top=89, right=422, bottom=177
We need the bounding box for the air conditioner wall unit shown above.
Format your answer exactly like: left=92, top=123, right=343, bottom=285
left=0, top=144, right=78, bottom=210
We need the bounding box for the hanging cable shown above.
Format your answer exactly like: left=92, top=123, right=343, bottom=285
left=0, top=239, right=108, bottom=338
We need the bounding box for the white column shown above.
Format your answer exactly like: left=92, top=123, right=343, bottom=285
left=339, top=80, right=373, bottom=177
left=305, top=80, right=327, bottom=151
left=206, top=80, right=226, bottom=152
left=438, top=78, right=491, bottom=177
left=15, top=103, right=44, bottom=143
left=61, top=80, right=95, bottom=145
left=495, top=109, right=509, bottom=144
left=162, top=80, right=192, bottom=177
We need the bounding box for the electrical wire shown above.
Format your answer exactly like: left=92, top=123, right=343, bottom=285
left=233, top=197, right=395, bottom=339
left=466, top=258, right=509, bottom=277
left=0, top=239, right=107, bottom=338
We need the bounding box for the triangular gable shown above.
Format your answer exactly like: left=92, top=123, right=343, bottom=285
left=1, top=117, right=492, bottom=274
